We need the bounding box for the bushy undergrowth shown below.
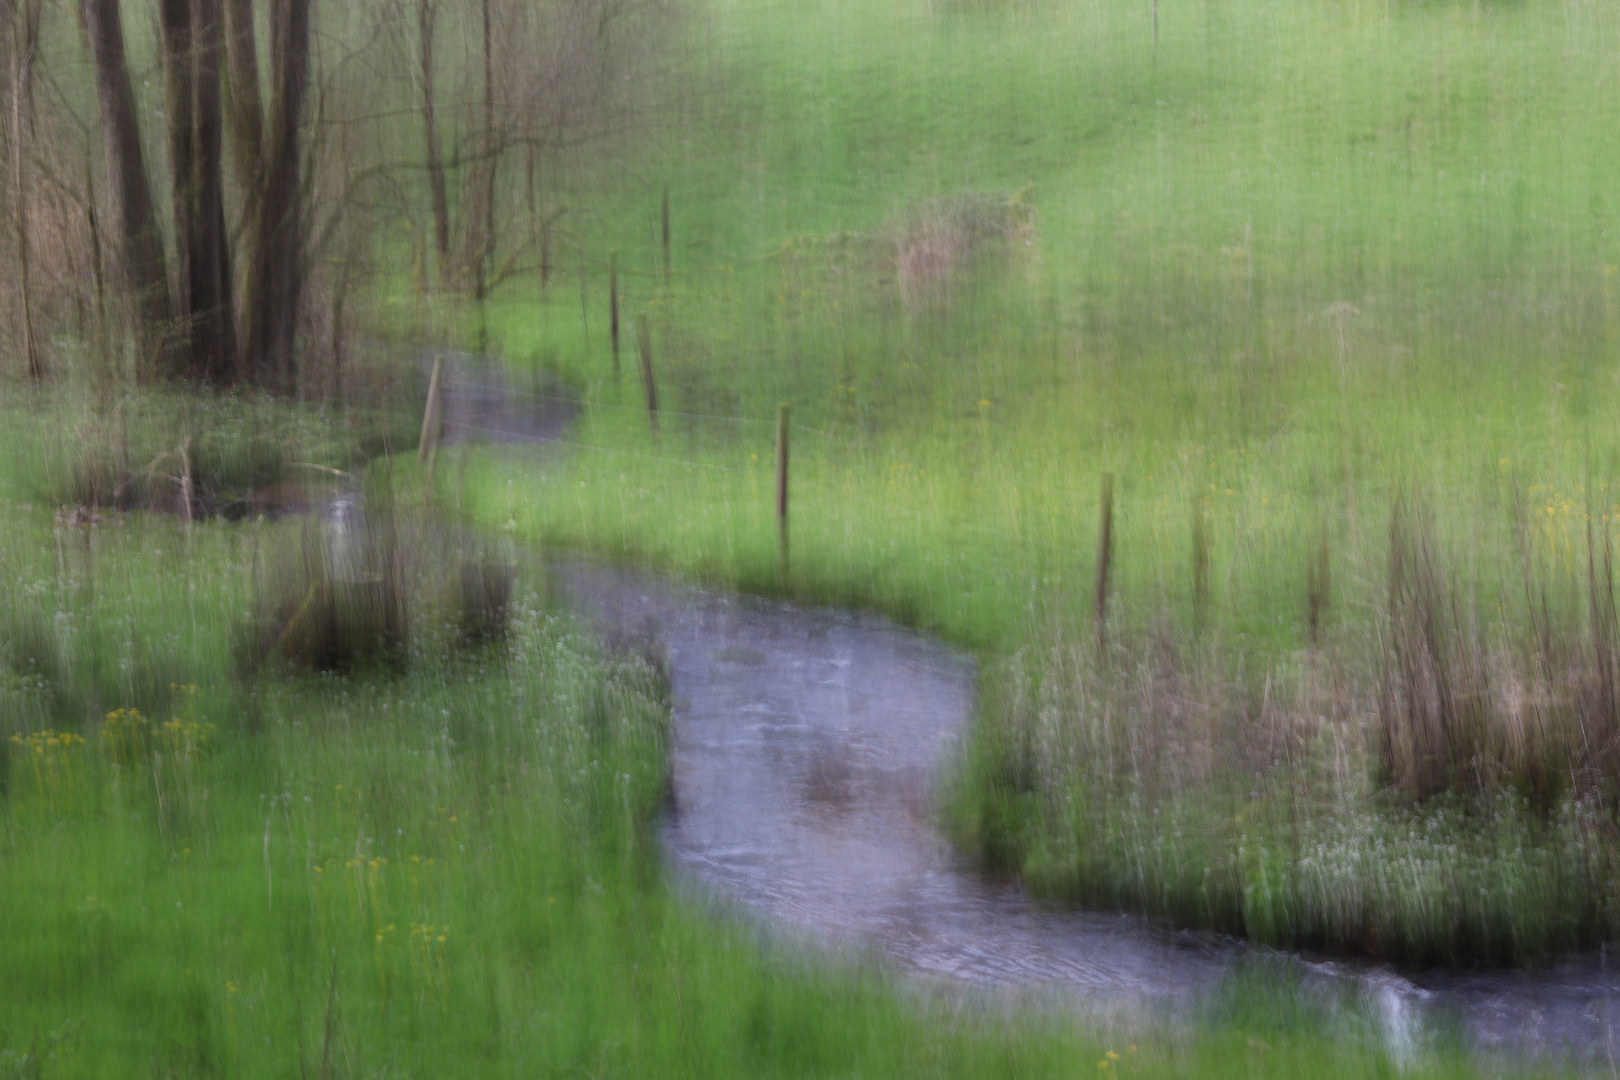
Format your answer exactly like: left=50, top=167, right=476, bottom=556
left=5, top=376, right=413, bottom=518
left=0, top=503, right=666, bottom=1074
left=236, top=485, right=516, bottom=676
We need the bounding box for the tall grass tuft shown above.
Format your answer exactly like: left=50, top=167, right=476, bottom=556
left=950, top=492, right=1620, bottom=964
left=1377, top=499, right=1493, bottom=803
left=238, top=516, right=410, bottom=673
left=237, top=481, right=519, bottom=674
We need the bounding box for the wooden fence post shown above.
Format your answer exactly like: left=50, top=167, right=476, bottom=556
left=1307, top=521, right=1331, bottom=648
left=636, top=316, right=659, bottom=438
left=418, top=354, right=445, bottom=462
left=577, top=248, right=591, bottom=349
left=1095, top=471, right=1114, bottom=652
left=609, top=249, right=620, bottom=384
left=1192, top=502, right=1210, bottom=633
left=661, top=182, right=671, bottom=287
left=419, top=354, right=446, bottom=500
left=179, top=434, right=194, bottom=527
left=540, top=222, right=551, bottom=293
left=776, top=403, right=790, bottom=578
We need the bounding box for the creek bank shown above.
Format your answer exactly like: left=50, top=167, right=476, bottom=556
left=443, top=351, right=1620, bottom=1064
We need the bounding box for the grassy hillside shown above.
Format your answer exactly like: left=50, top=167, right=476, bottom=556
left=445, top=0, right=1620, bottom=961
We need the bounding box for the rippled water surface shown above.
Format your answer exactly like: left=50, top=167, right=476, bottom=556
left=560, top=566, right=1239, bottom=996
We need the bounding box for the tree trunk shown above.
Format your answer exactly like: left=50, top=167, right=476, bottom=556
left=159, top=0, right=196, bottom=329
left=241, top=0, right=309, bottom=394
left=222, top=0, right=261, bottom=373
left=159, top=0, right=235, bottom=383
left=81, top=0, right=174, bottom=376
left=83, top=138, right=111, bottom=384
left=189, top=0, right=234, bottom=382
left=417, top=0, right=448, bottom=282
left=221, top=0, right=262, bottom=177
left=8, top=0, right=43, bottom=379
left=472, top=0, right=496, bottom=302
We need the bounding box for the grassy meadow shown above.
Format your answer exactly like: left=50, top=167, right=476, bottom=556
left=0, top=401, right=1495, bottom=1076
left=7, top=0, right=1620, bottom=1070
left=430, top=0, right=1620, bottom=963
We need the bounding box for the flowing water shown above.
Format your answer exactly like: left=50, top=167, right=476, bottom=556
left=431, top=351, right=1620, bottom=1065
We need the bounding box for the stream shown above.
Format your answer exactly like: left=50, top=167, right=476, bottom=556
left=431, top=351, right=1620, bottom=1066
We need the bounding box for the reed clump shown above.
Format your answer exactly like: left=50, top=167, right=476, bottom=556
left=768, top=186, right=1037, bottom=313
left=240, top=516, right=410, bottom=673
left=238, top=490, right=519, bottom=675
left=886, top=188, right=1037, bottom=305
left=956, top=494, right=1620, bottom=965
left=5, top=373, right=415, bottom=522
left=1377, top=498, right=1620, bottom=812
left=445, top=546, right=515, bottom=644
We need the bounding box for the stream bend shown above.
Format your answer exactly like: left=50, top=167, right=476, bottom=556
left=436, top=351, right=1620, bottom=1064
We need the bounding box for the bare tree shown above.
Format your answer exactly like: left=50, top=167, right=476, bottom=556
left=81, top=0, right=308, bottom=390
left=417, top=0, right=449, bottom=280
left=416, top=0, right=661, bottom=299
left=6, top=0, right=43, bottom=379
left=159, top=0, right=196, bottom=327
left=222, top=0, right=262, bottom=173
left=191, top=0, right=234, bottom=381
left=3, top=0, right=667, bottom=391
left=236, top=0, right=310, bottom=392
left=471, top=0, right=495, bottom=300
left=81, top=0, right=174, bottom=374
left=158, top=0, right=234, bottom=381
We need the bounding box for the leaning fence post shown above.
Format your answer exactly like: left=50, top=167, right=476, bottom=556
left=776, top=403, right=791, bottom=578
left=1095, top=471, right=1114, bottom=652
left=179, top=434, right=194, bottom=528
left=1192, top=502, right=1210, bottom=633
left=609, top=249, right=620, bottom=384
left=636, top=315, right=659, bottom=438
left=418, top=354, right=445, bottom=463
left=419, top=354, right=446, bottom=502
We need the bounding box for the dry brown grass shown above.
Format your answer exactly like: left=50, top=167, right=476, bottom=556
left=240, top=514, right=410, bottom=673
left=966, top=497, right=1620, bottom=959
left=767, top=185, right=1039, bottom=314
left=1374, top=498, right=1620, bottom=809
left=1002, top=493, right=1620, bottom=827
left=886, top=186, right=1037, bottom=305
left=238, top=495, right=518, bottom=675
left=1007, top=613, right=1359, bottom=818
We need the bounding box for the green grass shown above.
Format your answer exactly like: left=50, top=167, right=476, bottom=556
left=463, top=0, right=1620, bottom=642
left=0, top=409, right=1512, bottom=1078
left=0, top=381, right=412, bottom=517
left=10, top=0, right=1620, bottom=1063
left=419, top=0, right=1620, bottom=962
